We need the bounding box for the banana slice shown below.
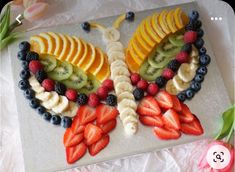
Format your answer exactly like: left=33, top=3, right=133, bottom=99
left=111, top=66, right=130, bottom=79
left=113, top=75, right=131, bottom=85
left=35, top=92, right=52, bottom=101
left=33, top=85, right=45, bottom=93
left=111, top=59, right=127, bottom=69
left=124, top=122, right=137, bottom=135
left=118, top=91, right=134, bottom=103
left=52, top=96, right=69, bottom=114
left=120, top=107, right=137, bottom=121
left=107, top=45, right=124, bottom=55
left=190, top=63, right=199, bottom=71
left=42, top=91, right=60, bottom=109
left=106, top=41, right=124, bottom=52
left=29, top=76, right=40, bottom=87
left=108, top=51, right=125, bottom=63
left=102, top=27, right=120, bottom=42
left=166, top=80, right=179, bottom=95
left=118, top=98, right=137, bottom=113
left=178, top=63, right=196, bottom=82
left=173, top=75, right=190, bottom=91
left=63, top=102, right=78, bottom=117
left=115, top=81, right=133, bottom=96
left=190, top=56, right=199, bottom=64
left=123, top=114, right=138, bottom=125
left=190, top=45, right=199, bottom=57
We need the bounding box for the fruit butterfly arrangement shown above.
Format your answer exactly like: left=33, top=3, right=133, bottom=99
left=17, top=8, right=209, bottom=164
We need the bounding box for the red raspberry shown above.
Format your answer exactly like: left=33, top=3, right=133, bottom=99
left=29, top=60, right=43, bottom=74
left=88, top=93, right=100, bottom=107
left=176, top=51, right=189, bottom=64
left=147, top=83, right=159, bottom=96
left=65, top=89, right=78, bottom=102
left=184, top=31, right=197, bottom=43
left=130, top=73, right=141, bottom=85
left=96, top=86, right=109, bottom=100
left=162, top=68, right=174, bottom=80
left=137, top=80, right=149, bottom=91
left=42, top=79, right=55, bottom=91
left=102, top=79, right=114, bottom=91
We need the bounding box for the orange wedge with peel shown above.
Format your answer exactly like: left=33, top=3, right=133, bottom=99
left=88, top=47, right=105, bottom=76
left=47, top=32, right=63, bottom=57
left=151, top=13, right=166, bottom=38
left=159, top=10, right=171, bottom=34
left=58, top=34, right=70, bottom=61
left=30, top=35, right=48, bottom=54
left=139, top=20, right=155, bottom=47
left=96, top=55, right=110, bottom=82
left=71, top=37, right=84, bottom=65
left=125, top=50, right=139, bottom=73
left=130, top=36, right=147, bottom=60
left=166, top=10, right=178, bottom=33
left=75, top=40, right=88, bottom=67
left=134, top=29, right=152, bottom=53
left=145, top=16, right=162, bottom=43
left=39, top=32, right=55, bottom=55
left=129, top=42, right=142, bottom=65
left=65, top=36, right=77, bottom=62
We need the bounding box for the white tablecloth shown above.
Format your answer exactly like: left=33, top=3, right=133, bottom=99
left=0, top=0, right=234, bottom=171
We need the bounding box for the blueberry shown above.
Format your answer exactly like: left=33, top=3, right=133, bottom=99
left=181, top=43, right=192, bottom=53
left=155, top=76, right=167, bottom=88
left=54, top=82, right=66, bottom=95
left=199, top=47, right=207, bottom=55
left=51, top=115, right=61, bottom=125
left=185, top=89, right=195, bottom=99
left=197, top=66, right=207, bottom=75
left=125, top=11, right=135, bottom=22
left=26, top=51, right=39, bottom=61
left=18, top=80, right=29, bottom=90
left=190, top=81, right=201, bottom=92
left=36, top=106, right=46, bottom=115
left=21, top=60, right=29, bottom=70
left=35, top=70, right=47, bottom=83
left=177, top=92, right=186, bottom=102
left=19, top=41, right=30, bottom=51
left=185, top=21, right=196, bottom=31
left=194, top=74, right=204, bottom=83
left=199, top=54, right=211, bottom=66
left=29, top=98, right=40, bottom=109
left=61, top=116, right=72, bottom=128
left=133, top=88, right=144, bottom=101
left=189, top=10, right=199, bottom=21
left=194, top=38, right=204, bottom=49
left=77, top=93, right=88, bottom=105
left=197, top=29, right=204, bottom=38
left=17, top=51, right=27, bottom=61
left=24, top=89, right=35, bottom=99
left=194, top=20, right=202, bottom=29
left=42, top=112, right=52, bottom=122
left=81, top=22, right=90, bottom=32
left=20, top=69, right=30, bottom=80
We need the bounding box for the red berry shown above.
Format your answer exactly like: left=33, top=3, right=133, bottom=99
left=184, top=31, right=197, bottom=43
left=96, top=86, right=109, bottom=100
left=65, top=89, right=78, bottom=102
left=130, top=73, right=141, bottom=85
left=147, top=83, right=159, bottom=96
left=137, top=80, right=149, bottom=91
left=88, top=93, right=100, bottom=107
left=162, top=68, right=174, bottom=80
left=42, top=79, right=55, bottom=91
left=102, top=79, right=114, bottom=91
left=29, top=60, right=43, bottom=74
left=176, top=51, right=189, bottom=64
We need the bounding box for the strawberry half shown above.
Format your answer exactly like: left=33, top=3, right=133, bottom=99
left=97, top=119, right=117, bottom=133
left=179, top=103, right=194, bottom=123
left=71, top=121, right=85, bottom=135
left=181, top=115, right=204, bottom=135
left=153, top=126, right=181, bottom=140
left=84, top=123, right=103, bottom=146
left=88, top=135, right=110, bottom=156
left=66, top=142, right=87, bottom=164
left=63, top=128, right=84, bottom=147
left=171, top=95, right=182, bottom=112
left=139, top=115, right=163, bottom=127
left=155, top=90, right=173, bottom=109
left=96, top=104, right=119, bottom=124
left=76, top=105, right=97, bottom=126
left=162, top=109, right=181, bottom=130
left=137, top=96, right=161, bottom=116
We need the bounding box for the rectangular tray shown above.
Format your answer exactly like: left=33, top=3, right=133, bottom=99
left=9, top=2, right=231, bottom=172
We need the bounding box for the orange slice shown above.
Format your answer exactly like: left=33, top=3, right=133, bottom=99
left=30, top=35, right=48, bottom=54
left=88, top=47, right=104, bottom=75
left=129, top=42, right=142, bottom=65
left=58, top=34, right=70, bottom=61
left=159, top=10, right=171, bottom=34
left=151, top=13, right=166, bottom=38
left=47, top=32, right=63, bottom=57
left=130, top=36, right=147, bottom=60
left=173, top=8, right=184, bottom=29
left=96, top=55, right=110, bottom=82
left=65, top=36, right=77, bottom=63
left=135, top=29, right=151, bottom=52
left=78, top=43, right=96, bottom=71
left=39, top=32, right=55, bottom=55
left=166, top=10, right=178, bottom=33
left=71, top=37, right=84, bottom=65
left=181, top=11, right=189, bottom=26
left=139, top=20, right=155, bottom=47
left=125, top=50, right=139, bottom=73
left=145, top=16, right=162, bottom=43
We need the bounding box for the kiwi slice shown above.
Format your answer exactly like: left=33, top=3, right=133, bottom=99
left=62, top=67, right=88, bottom=89
left=47, top=61, right=73, bottom=81
left=139, top=60, right=163, bottom=81
left=169, top=34, right=184, bottom=47
left=157, top=45, right=181, bottom=58
left=78, top=74, right=100, bottom=94
left=39, top=54, right=57, bottom=72
left=148, top=49, right=172, bottom=68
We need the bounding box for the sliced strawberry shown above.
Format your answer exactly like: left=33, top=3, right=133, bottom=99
left=181, top=115, right=204, bottom=135
left=75, top=105, right=96, bottom=126
left=96, top=104, right=119, bottom=124
left=162, top=109, right=181, bottom=130
left=171, top=95, right=182, bottom=112
left=97, top=119, right=117, bottom=133
left=84, top=123, right=103, bottom=145
left=137, top=96, right=161, bottom=116
left=139, top=115, right=163, bottom=127
left=71, top=122, right=85, bottom=135
left=153, top=126, right=181, bottom=140
left=155, top=90, right=173, bottom=109
left=179, top=103, right=194, bottom=123
left=88, top=135, right=110, bottom=156
left=63, top=128, right=84, bottom=147
left=66, top=142, right=87, bottom=164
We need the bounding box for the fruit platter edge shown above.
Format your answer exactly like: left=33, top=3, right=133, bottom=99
left=8, top=2, right=231, bottom=172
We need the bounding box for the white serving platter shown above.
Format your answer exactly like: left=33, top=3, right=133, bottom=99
left=9, top=2, right=231, bottom=172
